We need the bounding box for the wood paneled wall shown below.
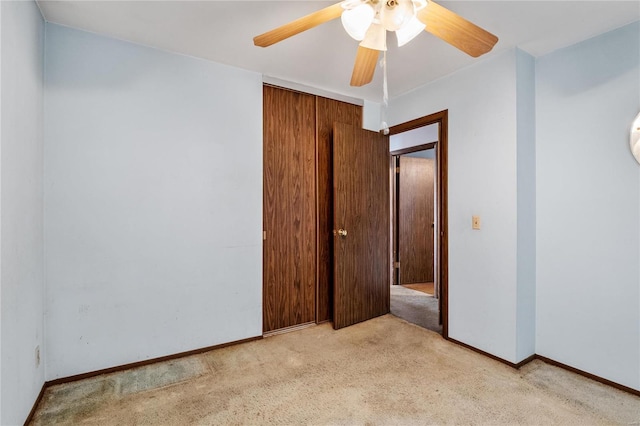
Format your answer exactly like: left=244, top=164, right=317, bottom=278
left=263, top=86, right=363, bottom=332
left=263, top=86, right=317, bottom=332
left=315, top=97, right=362, bottom=323
left=398, top=156, right=435, bottom=284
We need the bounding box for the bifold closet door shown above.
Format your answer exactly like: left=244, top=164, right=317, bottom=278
left=263, top=86, right=316, bottom=333
left=315, top=97, right=362, bottom=323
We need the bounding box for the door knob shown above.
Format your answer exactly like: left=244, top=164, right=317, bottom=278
left=337, top=229, right=348, bottom=237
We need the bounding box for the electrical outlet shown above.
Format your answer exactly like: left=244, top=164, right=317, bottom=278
left=35, top=345, right=40, bottom=368
left=472, top=215, right=481, bottom=230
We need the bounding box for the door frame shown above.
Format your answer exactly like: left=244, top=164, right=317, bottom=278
left=389, top=110, right=449, bottom=338
left=392, top=142, right=436, bottom=287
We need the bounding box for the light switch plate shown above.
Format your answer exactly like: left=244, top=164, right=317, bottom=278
left=472, top=215, right=481, bottom=230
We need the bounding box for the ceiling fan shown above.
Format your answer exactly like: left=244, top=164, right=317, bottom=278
left=254, top=0, right=498, bottom=87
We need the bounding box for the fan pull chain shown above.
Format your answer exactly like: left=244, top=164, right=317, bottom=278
left=381, top=50, right=390, bottom=135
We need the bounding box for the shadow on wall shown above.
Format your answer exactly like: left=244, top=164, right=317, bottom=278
left=539, top=22, right=639, bottom=95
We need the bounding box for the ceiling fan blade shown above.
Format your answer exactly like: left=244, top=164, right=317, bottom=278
left=350, top=46, right=380, bottom=87
left=254, top=2, right=344, bottom=47
left=417, top=0, right=498, bottom=57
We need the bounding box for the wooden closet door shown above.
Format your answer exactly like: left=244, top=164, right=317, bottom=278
left=263, top=86, right=316, bottom=333
left=316, top=97, right=362, bottom=323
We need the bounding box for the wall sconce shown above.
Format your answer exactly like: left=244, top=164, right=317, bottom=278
left=632, top=112, right=640, bottom=164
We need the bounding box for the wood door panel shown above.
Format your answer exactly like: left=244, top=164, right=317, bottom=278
left=333, top=123, right=390, bottom=329
left=263, top=86, right=316, bottom=332
left=316, top=97, right=362, bottom=323
left=399, top=156, right=435, bottom=284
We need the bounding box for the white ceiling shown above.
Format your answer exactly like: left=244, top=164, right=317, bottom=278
left=37, top=1, right=640, bottom=102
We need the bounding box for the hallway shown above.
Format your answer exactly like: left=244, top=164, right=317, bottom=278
left=390, top=284, right=441, bottom=333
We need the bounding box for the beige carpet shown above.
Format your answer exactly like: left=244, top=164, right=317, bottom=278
left=401, top=282, right=434, bottom=295
left=31, top=315, right=640, bottom=425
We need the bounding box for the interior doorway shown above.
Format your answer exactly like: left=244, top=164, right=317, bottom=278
left=388, top=111, right=448, bottom=337
left=391, top=145, right=439, bottom=333
left=395, top=148, right=435, bottom=288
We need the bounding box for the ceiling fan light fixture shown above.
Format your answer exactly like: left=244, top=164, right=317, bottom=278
left=412, top=0, right=427, bottom=12
left=360, top=22, right=387, bottom=51
left=341, top=3, right=375, bottom=41
left=380, top=0, right=415, bottom=31
left=341, top=0, right=367, bottom=10
left=395, top=14, right=426, bottom=46
left=254, top=0, right=499, bottom=87
left=631, top=111, right=640, bottom=164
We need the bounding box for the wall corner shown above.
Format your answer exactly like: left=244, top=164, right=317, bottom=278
left=515, top=48, right=536, bottom=362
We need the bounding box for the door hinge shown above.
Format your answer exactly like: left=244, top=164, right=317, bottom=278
left=263, top=231, right=267, bottom=241
left=395, top=167, right=400, bottom=173
left=394, top=262, right=400, bottom=268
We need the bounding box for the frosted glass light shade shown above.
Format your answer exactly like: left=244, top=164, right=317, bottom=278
left=395, top=15, right=425, bottom=46
left=631, top=112, right=640, bottom=164
left=341, top=4, right=375, bottom=41
left=380, top=0, right=415, bottom=31
left=360, top=23, right=387, bottom=51
left=413, top=0, right=427, bottom=12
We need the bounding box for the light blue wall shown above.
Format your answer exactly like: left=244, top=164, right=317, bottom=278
left=3, top=4, right=639, bottom=422
left=44, top=24, right=264, bottom=380
left=390, top=21, right=640, bottom=389
left=390, top=50, right=521, bottom=362
left=515, top=48, right=536, bottom=361
left=536, top=21, right=640, bottom=390
left=389, top=123, right=438, bottom=152
left=404, top=149, right=435, bottom=159
left=1, top=1, right=45, bottom=424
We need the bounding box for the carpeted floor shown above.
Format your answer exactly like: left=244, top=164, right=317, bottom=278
left=391, top=284, right=441, bottom=333
left=30, top=315, right=640, bottom=425
left=402, top=282, right=434, bottom=295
